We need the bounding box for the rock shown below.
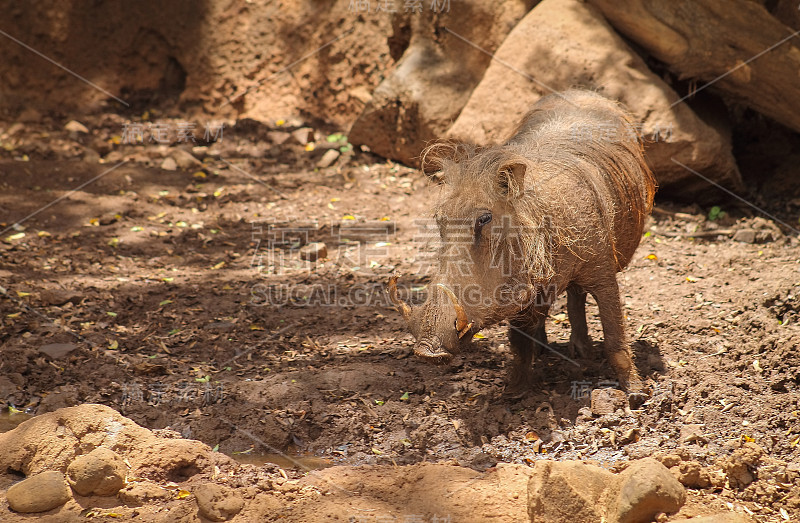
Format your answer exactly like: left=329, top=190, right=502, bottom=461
left=291, top=127, right=314, bottom=146
left=679, top=423, right=707, bottom=445
left=720, top=442, right=763, bottom=489
left=348, top=0, right=535, bottom=166
left=6, top=471, right=71, bottom=513
left=657, top=454, right=682, bottom=469
left=349, top=86, right=372, bottom=105
left=117, top=481, right=170, bottom=505
left=171, top=148, right=203, bottom=170
left=528, top=458, right=686, bottom=523
left=671, top=460, right=711, bottom=488
left=0, top=404, right=237, bottom=478
left=590, top=388, right=627, bottom=416
left=39, top=288, right=83, bottom=306
left=64, top=120, right=89, bottom=133
left=266, top=131, right=291, bottom=145
left=527, top=460, right=613, bottom=523
left=160, top=157, right=177, bottom=171
left=612, top=458, right=686, bottom=523
left=67, top=447, right=126, bottom=496
left=589, top=0, right=800, bottom=134
left=316, top=149, right=340, bottom=169
left=671, top=515, right=753, bottom=523
left=299, top=242, right=328, bottom=262
left=194, top=483, right=244, bottom=522
left=446, top=0, right=742, bottom=200
left=192, top=146, right=209, bottom=159
left=732, top=229, right=756, bottom=244
left=82, top=147, right=101, bottom=164
left=39, top=342, right=78, bottom=359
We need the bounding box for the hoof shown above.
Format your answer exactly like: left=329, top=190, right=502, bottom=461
left=568, top=337, right=593, bottom=359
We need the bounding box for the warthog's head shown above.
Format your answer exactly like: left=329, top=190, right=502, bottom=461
left=389, top=144, right=554, bottom=363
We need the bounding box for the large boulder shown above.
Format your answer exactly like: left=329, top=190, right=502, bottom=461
left=528, top=458, right=686, bottom=523
left=589, top=0, right=800, bottom=134
left=6, top=471, right=71, bottom=513
left=0, top=404, right=234, bottom=481
left=446, top=0, right=743, bottom=198
left=348, top=1, right=538, bottom=166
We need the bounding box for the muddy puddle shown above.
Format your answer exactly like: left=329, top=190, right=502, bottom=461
left=230, top=451, right=334, bottom=471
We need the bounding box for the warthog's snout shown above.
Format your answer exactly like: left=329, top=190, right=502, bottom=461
left=388, top=275, right=473, bottom=363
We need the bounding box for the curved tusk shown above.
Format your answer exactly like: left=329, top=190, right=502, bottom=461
left=387, top=275, right=412, bottom=322
left=436, top=283, right=473, bottom=338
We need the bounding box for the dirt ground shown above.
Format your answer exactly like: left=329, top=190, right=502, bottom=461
left=1, top=112, right=799, bottom=522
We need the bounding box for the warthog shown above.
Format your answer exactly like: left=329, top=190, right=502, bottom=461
left=388, top=90, right=656, bottom=393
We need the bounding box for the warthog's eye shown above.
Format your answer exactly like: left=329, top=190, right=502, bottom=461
left=474, top=212, right=492, bottom=242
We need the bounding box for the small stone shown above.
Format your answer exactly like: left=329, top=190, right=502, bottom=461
left=613, top=458, right=686, bottom=523
left=64, top=120, right=89, bottom=133
left=6, top=471, right=71, bottom=513
left=172, top=148, right=203, bottom=170
left=39, top=343, right=78, bottom=359
left=732, top=229, right=756, bottom=243
left=671, top=460, right=711, bottom=488
left=679, top=423, right=707, bottom=445
left=194, top=483, right=244, bottom=522
left=350, top=86, right=373, bottom=105
left=291, top=127, right=314, bottom=145
left=590, top=388, right=627, bottom=416
left=67, top=447, right=126, bottom=496
left=720, top=442, right=763, bottom=489
left=192, top=146, right=209, bottom=159
left=82, top=148, right=101, bottom=164
left=267, top=131, right=291, bottom=145
left=161, top=157, right=178, bottom=171
left=657, top=454, right=682, bottom=469
left=316, top=149, right=340, bottom=168
left=299, top=242, right=328, bottom=262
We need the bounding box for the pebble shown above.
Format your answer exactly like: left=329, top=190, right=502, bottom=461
left=171, top=148, right=203, bottom=169
left=732, top=229, right=756, bottom=243
left=6, top=471, right=71, bottom=513
left=300, top=242, right=328, bottom=262
left=161, top=157, right=177, bottom=171
left=64, top=120, right=89, bottom=133
left=291, top=127, right=314, bottom=145
left=316, top=149, right=340, bottom=168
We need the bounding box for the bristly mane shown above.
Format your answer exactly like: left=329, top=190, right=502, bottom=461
left=420, top=90, right=656, bottom=285
left=421, top=141, right=557, bottom=285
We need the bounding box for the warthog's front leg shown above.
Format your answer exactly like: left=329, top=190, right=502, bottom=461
left=507, top=307, right=547, bottom=391
left=567, top=283, right=592, bottom=359
left=589, top=276, right=643, bottom=394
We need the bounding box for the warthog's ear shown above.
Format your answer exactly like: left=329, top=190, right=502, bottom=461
left=496, top=162, right=527, bottom=197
